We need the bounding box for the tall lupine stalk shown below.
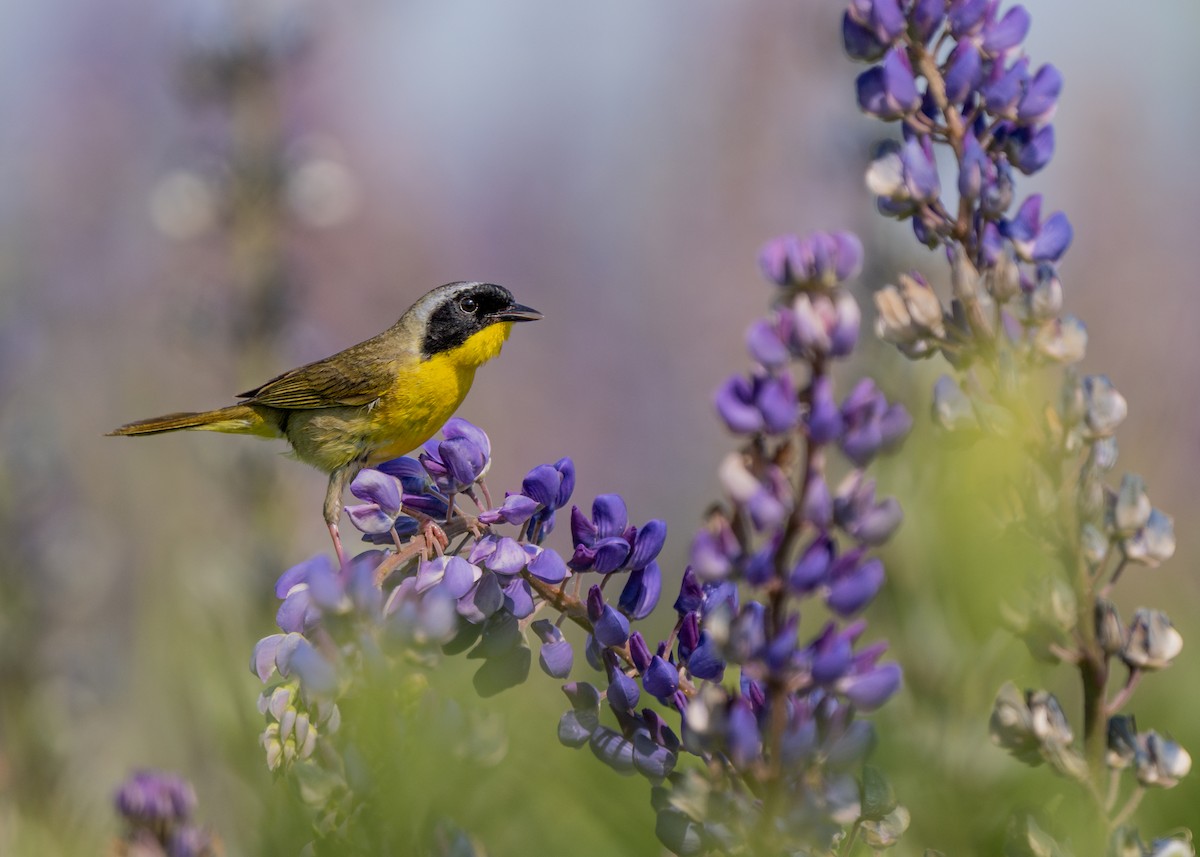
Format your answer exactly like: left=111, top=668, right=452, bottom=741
left=249, top=232, right=910, bottom=854
left=844, top=1, right=1190, bottom=853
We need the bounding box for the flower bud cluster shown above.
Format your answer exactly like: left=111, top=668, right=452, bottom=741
left=112, top=770, right=221, bottom=857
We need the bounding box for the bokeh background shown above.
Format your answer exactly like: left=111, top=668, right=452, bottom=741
left=1, top=1, right=1197, bottom=853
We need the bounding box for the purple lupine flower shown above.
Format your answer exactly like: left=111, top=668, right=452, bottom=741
left=618, top=561, right=662, bottom=620
left=714, top=370, right=799, bottom=435
left=856, top=47, right=921, bottom=120
left=981, top=5, right=1030, bottom=56
left=587, top=585, right=631, bottom=648
left=1004, top=124, right=1056, bottom=175
left=943, top=41, right=982, bottom=103
left=1002, top=194, right=1073, bottom=262
left=758, top=231, right=864, bottom=290
left=115, top=770, right=198, bottom=826
left=418, top=417, right=492, bottom=494
left=532, top=619, right=574, bottom=679
left=947, top=0, right=989, bottom=37
left=1017, top=63, right=1063, bottom=125
left=909, top=0, right=945, bottom=43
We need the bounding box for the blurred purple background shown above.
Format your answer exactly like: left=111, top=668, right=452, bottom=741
left=1, top=0, right=1197, bottom=849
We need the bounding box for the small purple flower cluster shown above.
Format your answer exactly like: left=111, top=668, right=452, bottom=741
left=249, top=418, right=676, bottom=842
left=845, top=1, right=1192, bottom=851
left=112, top=770, right=220, bottom=857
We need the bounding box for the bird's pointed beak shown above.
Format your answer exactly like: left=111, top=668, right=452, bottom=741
left=497, top=302, right=542, bottom=322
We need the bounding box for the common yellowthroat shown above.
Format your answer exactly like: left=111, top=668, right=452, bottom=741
left=110, top=281, right=541, bottom=562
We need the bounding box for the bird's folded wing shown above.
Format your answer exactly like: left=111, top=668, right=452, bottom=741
left=238, top=346, right=398, bottom=410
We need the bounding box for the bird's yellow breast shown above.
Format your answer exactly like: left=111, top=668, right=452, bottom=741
left=363, top=322, right=513, bottom=464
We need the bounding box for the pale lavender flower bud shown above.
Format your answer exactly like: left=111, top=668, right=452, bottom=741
left=860, top=805, right=910, bottom=849
left=1122, top=609, right=1183, bottom=671
left=1082, top=375, right=1127, bottom=438
left=1111, top=473, right=1152, bottom=535
left=1123, top=508, right=1176, bottom=567
left=1033, top=315, right=1087, bottom=364
left=932, top=375, right=978, bottom=432
left=1135, top=732, right=1192, bottom=788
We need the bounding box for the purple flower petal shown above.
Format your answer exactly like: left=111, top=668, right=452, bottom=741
left=746, top=319, right=789, bottom=368
left=251, top=634, right=285, bottom=681
left=503, top=577, right=535, bottom=619
left=811, top=626, right=854, bottom=684
left=276, top=589, right=319, bottom=634
left=591, top=536, right=632, bottom=574
left=643, top=656, right=680, bottom=699
left=479, top=492, right=539, bottom=526
left=632, top=729, right=677, bottom=780
left=758, top=374, right=799, bottom=434
left=349, top=469, right=402, bottom=513
left=982, top=5, right=1030, bottom=55
left=628, top=519, right=667, bottom=570
left=807, top=376, right=844, bottom=444
left=1017, top=63, right=1062, bottom=124
left=940, top=42, right=979, bottom=105
left=901, top=136, right=940, bottom=201
left=438, top=435, right=487, bottom=488
left=558, top=710, right=597, bottom=747
left=286, top=639, right=338, bottom=695
left=826, top=558, right=886, bottom=615
left=948, top=0, right=988, bottom=36
left=539, top=638, right=574, bottom=679
left=791, top=535, right=835, bottom=593
left=1031, top=211, right=1073, bottom=261
left=589, top=727, right=635, bottom=774
left=958, top=132, right=988, bottom=199
left=619, top=561, right=662, bottom=620
left=727, top=699, right=761, bottom=768
left=484, top=536, right=528, bottom=576
left=842, top=11, right=886, bottom=62
left=803, top=475, right=833, bottom=528
left=674, top=568, right=704, bottom=615
left=592, top=494, right=628, bottom=539
left=857, top=47, right=919, bottom=120
left=441, top=417, right=490, bottom=459
left=629, top=632, right=652, bottom=673
left=569, top=505, right=598, bottom=549
left=527, top=546, right=568, bottom=583
left=345, top=503, right=395, bottom=535
left=715, top=375, right=763, bottom=434
left=839, top=662, right=903, bottom=710
left=910, top=0, right=945, bottom=43
left=273, top=555, right=324, bottom=599
left=1009, top=124, right=1055, bottom=175
left=552, top=458, right=576, bottom=508
left=982, top=56, right=1029, bottom=116
left=1004, top=193, right=1042, bottom=243
left=594, top=605, right=631, bottom=648
left=608, top=671, right=641, bottom=712
left=687, top=633, right=726, bottom=681
left=457, top=573, right=503, bottom=623
left=521, top=464, right=561, bottom=508
left=375, top=456, right=427, bottom=487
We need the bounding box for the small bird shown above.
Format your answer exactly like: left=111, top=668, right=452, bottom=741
left=109, top=281, right=541, bottom=563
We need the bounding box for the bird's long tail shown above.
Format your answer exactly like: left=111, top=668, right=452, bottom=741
left=108, top=404, right=276, bottom=437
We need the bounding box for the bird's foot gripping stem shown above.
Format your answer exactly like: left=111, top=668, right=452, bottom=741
left=325, top=465, right=359, bottom=570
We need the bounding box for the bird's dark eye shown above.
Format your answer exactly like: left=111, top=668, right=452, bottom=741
left=459, top=297, right=478, bottom=314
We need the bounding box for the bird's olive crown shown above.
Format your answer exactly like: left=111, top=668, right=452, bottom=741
left=418, top=281, right=519, bottom=358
